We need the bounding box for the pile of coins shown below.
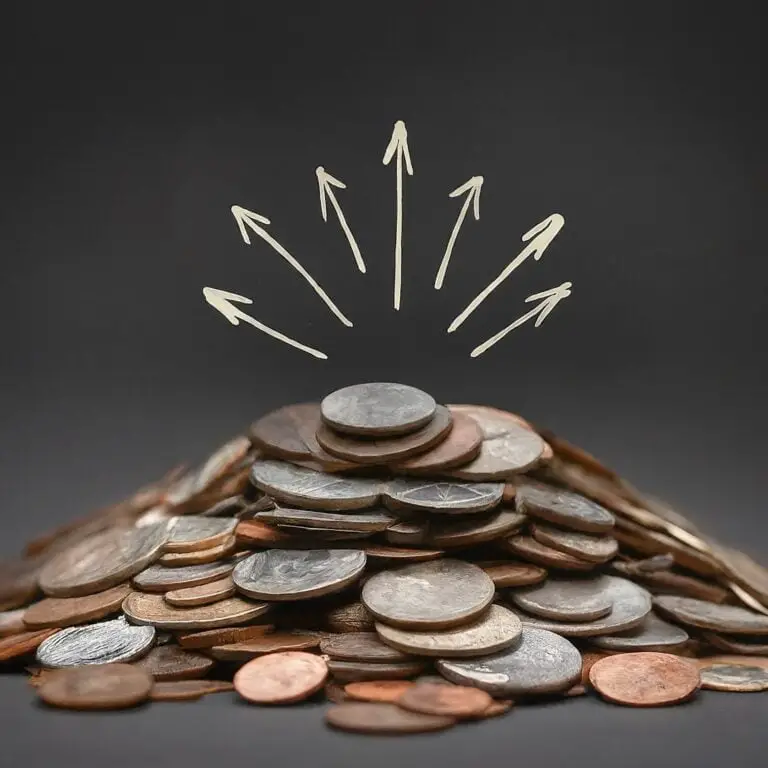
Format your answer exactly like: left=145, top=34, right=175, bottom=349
left=2, top=381, right=768, bottom=732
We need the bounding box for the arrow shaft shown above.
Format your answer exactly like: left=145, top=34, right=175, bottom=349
left=327, top=186, right=365, bottom=273
left=470, top=301, right=545, bottom=358
left=394, top=146, right=404, bottom=310
left=435, top=192, right=473, bottom=290
left=237, top=308, right=328, bottom=359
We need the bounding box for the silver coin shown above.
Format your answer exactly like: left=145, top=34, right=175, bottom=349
left=326, top=658, right=427, bottom=683
left=375, top=604, right=522, bottom=658
left=199, top=495, right=247, bottom=518
left=591, top=612, right=689, bottom=651
left=384, top=479, right=503, bottom=515
left=531, top=523, right=618, bottom=563
left=165, top=517, right=237, bottom=552
left=320, top=632, right=414, bottom=662
left=516, top=483, right=615, bottom=533
left=361, top=559, right=495, bottom=629
left=250, top=459, right=382, bottom=511
left=385, top=521, right=430, bottom=546
left=321, top=382, right=437, bottom=437
left=699, top=663, right=768, bottom=692
left=233, top=549, right=367, bottom=601
left=515, top=576, right=652, bottom=637
left=699, top=631, right=768, bottom=655
left=35, top=616, right=155, bottom=668
left=436, top=627, right=581, bottom=696
left=132, top=558, right=241, bottom=592
left=511, top=577, right=614, bottom=621
left=653, top=595, right=768, bottom=635
left=256, top=507, right=397, bottom=532
left=426, top=508, right=526, bottom=548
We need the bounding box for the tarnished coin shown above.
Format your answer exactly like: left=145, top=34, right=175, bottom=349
left=0, top=608, right=26, bottom=638
left=699, top=662, right=768, bottom=692
left=653, top=595, right=768, bottom=635
left=177, top=624, right=275, bottom=649
left=326, top=702, right=455, bottom=734
left=364, top=545, right=444, bottom=563
left=344, top=680, right=414, bottom=703
left=0, top=556, right=44, bottom=611
left=235, top=520, right=299, bottom=548
left=511, top=578, right=614, bottom=621
left=257, top=507, right=396, bottom=533
left=250, top=459, right=382, bottom=511
left=233, top=550, right=366, bottom=601
left=151, top=679, right=234, bottom=701
left=200, top=495, right=247, bottom=518
left=165, top=517, right=237, bottom=553
left=325, top=601, right=376, bottom=633
left=321, top=383, right=437, bottom=437
left=208, top=633, right=321, bottom=660
left=164, top=576, right=235, bottom=607
left=327, top=658, right=426, bottom=683
left=320, top=632, right=414, bottom=662
left=123, top=592, right=270, bottom=630
left=276, top=525, right=372, bottom=542
left=715, top=547, right=768, bottom=605
left=250, top=403, right=320, bottom=460
left=502, top=536, right=596, bottom=571
left=234, top=651, right=328, bottom=703
left=437, top=627, right=581, bottom=696
left=531, top=523, right=618, bottom=563
left=589, top=652, right=700, bottom=706
left=398, top=682, right=493, bottom=718
left=475, top=561, right=547, bottom=588
left=516, top=484, right=615, bottom=533
left=132, top=644, right=214, bottom=680
left=39, top=523, right=169, bottom=597
left=592, top=613, right=689, bottom=652
left=384, top=478, right=503, bottom=515
left=191, top=435, right=252, bottom=496
left=132, top=558, right=241, bottom=592
left=325, top=681, right=351, bottom=703
left=385, top=521, right=430, bottom=547
left=426, top=508, right=526, bottom=548
left=699, top=632, right=768, bottom=655
left=613, top=561, right=730, bottom=603
left=159, top=536, right=237, bottom=567
left=38, top=664, right=153, bottom=710
left=36, top=617, right=155, bottom=667
left=0, top=628, right=58, bottom=662
left=362, top=559, right=495, bottom=629
left=291, top=404, right=359, bottom=471
left=22, top=583, right=131, bottom=629
left=375, top=604, right=522, bottom=658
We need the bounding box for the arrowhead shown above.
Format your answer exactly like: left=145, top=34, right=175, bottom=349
left=316, top=166, right=346, bottom=222
left=203, top=286, right=253, bottom=325
left=525, top=281, right=573, bottom=326
left=449, top=175, right=483, bottom=219
left=522, top=213, right=565, bottom=258
left=231, top=205, right=271, bottom=245
left=382, top=120, right=413, bottom=175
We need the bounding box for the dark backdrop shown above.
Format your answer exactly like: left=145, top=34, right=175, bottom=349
left=1, top=3, right=766, bottom=766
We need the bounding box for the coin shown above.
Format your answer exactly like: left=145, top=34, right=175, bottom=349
left=592, top=613, right=689, bottom=652
left=699, top=631, right=768, bottom=655
left=472, top=699, right=515, bottom=718
left=325, top=681, right=351, bottom=703
left=728, top=582, right=768, bottom=616
left=234, top=651, right=328, bottom=703
left=589, top=652, right=700, bottom=706
left=291, top=404, right=360, bottom=471
left=250, top=403, right=320, bottom=460
left=436, top=627, right=582, bottom=696
left=653, top=595, right=768, bottom=635
left=159, top=536, right=237, bottom=567
left=516, top=484, right=615, bottom=533
left=384, top=479, right=503, bottom=515
left=257, top=507, right=397, bottom=532
left=235, top=519, right=299, bottom=548
left=37, top=664, right=153, bottom=710
left=123, top=592, right=270, bottom=630
left=511, top=578, right=614, bottom=621
left=398, top=682, right=493, bottom=718
left=192, top=435, right=252, bottom=495
left=275, top=525, right=372, bottom=542
left=0, top=628, right=59, bottom=662
left=250, top=459, right=382, bottom=510
left=531, top=523, right=618, bottom=563
left=426, top=509, right=526, bottom=548
left=35, top=617, right=155, bottom=667
left=321, top=383, right=437, bottom=437
left=326, top=702, right=456, bottom=734
left=364, top=545, right=445, bottom=562
left=132, top=558, right=241, bottom=592
left=375, top=604, right=522, bottom=658
left=362, top=559, right=495, bottom=629
left=475, top=561, right=547, bottom=588
left=165, top=517, right=237, bottom=553
left=699, top=663, right=768, bottom=692
left=695, top=654, right=768, bottom=671
left=1, top=555, right=43, bottom=611
left=208, top=633, right=320, bottom=660
left=233, top=550, right=366, bottom=601
left=385, top=521, right=430, bottom=546
left=502, top=536, right=596, bottom=571
left=320, top=632, right=414, bottom=662
left=0, top=608, right=26, bottom=638
left=177, top=624, right=275, bottom=649
left=344, top=680, right=414, bottom=703
left=325, top=601, right=376, bottom=633
left=326, top=658, right=426, bottom=682
left=536, top=429, right=618, bottom=481
left=200, top=495, right=247, bottom=518
left=22, top=583, right=131, bottom=629
left=612, top=561, right=730, bottom=603
left=164, top=576, right=236, bottom=607
left=150, top=679, right=234, bottom=701
left=132, top=644, right=214, bottom=680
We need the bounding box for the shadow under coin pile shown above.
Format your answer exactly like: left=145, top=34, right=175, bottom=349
left=2, top=382, right=768, bottom=731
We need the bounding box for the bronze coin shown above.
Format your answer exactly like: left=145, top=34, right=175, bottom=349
left=236, top=519, right=299, bottom=548
left=0, top=556, right=43, bottom=611
left=0, top=608, right=27, bottom=638
left=531, top=523, right=618, bottom=563
left=208, top=633, right=321, bottom=660
left=250, top=403, right=319, bottom=460
left=344, top=680, right=415, bottom=703
left=326, top=702, right=456, bottom=734
left=150, top=679, right=234, bottom=701
left=257, top=507, right=397, bottom=533
left=324, top=601, right=376, bottom=633
left=471, top=699, right=514, bottom=718
left=398, top=682, right=493, bottom=718
left=39, top=664, right=153, bottom=709
left=177, top=624, right=275, bottom=649
left=0, top=628, right=58, bottom=662
left=234, top=651, right=328, bottom=703
left=364, top=545, right=445, bottom=563
left=653, top=595, right=768, bottom=635
left=132, top=557, right=242, bottom=592
left=502, top=535, right=596, bottom=571
left=426, top=508, right=526, bottom=548
left=159, top=536, right=237, bottom=567
left=475, top=561, right=547, bottom=588
left=516, top=483, right=615, bottom=534
left=294, top=405, right=359, bottom=471
left=164, top=517, right=237, bottom=553
left=164, top=576, right=236, bottom=607
left=131, top=644, right=214, bottom=680
left=581, top=651, right=610, bottom=684
left=589, top=652, right=700, bottom=706
left=502, top=484, right=517, bottom=503
left=327, top=658, right=426, bottom=683
left=320, top=632, right=414, bottom=662
left=715, top=547, right=768, bottom=605
left=728, top=582, right=768, bottom=616
left=22, top=584, right=131, bottom=629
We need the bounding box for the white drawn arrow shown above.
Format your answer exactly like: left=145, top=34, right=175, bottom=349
left=203, top=287, right=328, bottom=360
left=447, top=212, right=564, bottom=332
left=316, top=166, right=366, bottom=274
left=470, top=281, right=573, bottom=358
left=231, top=205, right=353, bottom=327
left=382, top=120, right=413, bottom=310
left=434, top=175, right=483, bottom=290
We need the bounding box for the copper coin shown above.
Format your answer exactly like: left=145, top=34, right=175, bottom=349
left=364, top=545, right=444, bottom=563
left=475, top=561, right=547, bottom=588
left=177, top=624, right=275, bottom=649
left=326, top=701, right=455, bottom=734
left=0, top=629, right=58, bottom=662
left=164, top=517, right=237, bottom=553
left=132, top=558, right=241, bottom=592
left=293, top=405, right=359, bottom=471
left=581, top=651, right=609, bottom=684
left=257, top=507, right=396, bottom=533
left=327, top=658, right=426, bottom=683
left=0, top=608, right=27, bottom=638
left=589, top=652, right=700, bottom=706
left=699, top=662, right=768, bottom=692
left=320, top=632, right=413, bottom=662
left=471, top=699, right=514, bottom=718
left=159, top=536, right=237, bottom=567
left=0, top=556, right=43, bottom=611
left=276, top=525, right=371, bottom=542
left=531, top=523, right=618, bottom=563
left=164, top=576, right=236, bottom=607
left=38, top=664, right=153, bottom=710
left=398, top=682, right=493, bottom=718
left=654, top=595, right=768, bottom=635
left=191, top=435, right=252, bottom=497
left=250, top=403, right=320, bottom=460
left=613, top=561, right=730, bottom=604
left=502, top=535, right=596, bottom=571
left=151, top=679, right=234, bottom=701
left=22, top=584, right=131, bottom=629
left=516, top=483, right=615, bottom=533
left=234, top=651, right=328, bottom=703
left=325, top=601, right=376, bottom=633
left=325, top=681, right=351, bottom=703
left=131, top=644, right=214, bottom=680
left=208, top=633, right=321, bottom=660
left=236, top=520, right=299, bottom=548
left=426, top=508, right=526, bottom=548
left=344, top=680, right=414, bottom=703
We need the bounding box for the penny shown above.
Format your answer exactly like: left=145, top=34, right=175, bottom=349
left=257, top=507, right=397, bottom=533
left=38, top=664, right=153, bottom=710
left=234, top=651, right=328, bottom=703
left=325, top=681, right=352, bottom=703
left=39, top=523, right=169, bottom=597
left=385, top=521, right=430, bottom=547
left=35, top=617, right=154, bottom=667
left=250, top=459, right=382, bottom=510
left=320, top=632, right=414, bottom=662
left=384, top=478, right=503, bottom=515
left=699, top=663, right=768, bottom=692
left=123, top=592, right=270, bottom=630
left=22, top=583, right=131, bottom=629
left=531, top=523, right=618, bottom=563
left=472, top=699, right=514, bottom=717
left=165, top=517, right=237, bottom=553
left=132, top=558, right=241, bottom=592
left=653, top=595, right=768, bottom=635
left=699, top=631, right=768, bottom=655
left=364, top=545, right=444, bottom=563
left=589, top=652, right=700, bottom=706
left=375, top=604, right=522, bottom=658
left=150, top=679, right=234, bottom=701
left=177, top=624, right=275, bottom=649
left=516, top=483, right=615, bottom=533
left=233, top=549, right=366, bottom=601
left=398, top=682, right=493, bottom=718
left=475, top=561, right=547, bottom=588
left=208, top=634, right=321, bottom=660
left=502, top=536, right=596, bottom=571
left=362, top=559, right=495, bottom=629
left=325, top=702, right=455, bottom=734
left=511, top=578, right=614, bottom=621
left=592, top=613, right=689, bottom=652
left=192, top=435, right=252, bottom=496
left=581, top=651, right=609, bottom=684
left=321, top=383, right=437, bottom=437
left=1, top=555, right=43, bottom=611
left=159, top=536, right=237, bottom=567
left=236, top=520, right=299, bottom=548
left=437, top=627, right=582, bottom=696
left=426, top=508, right=526, bottom=548
left=325, top=601, right=376, bottom=633
left=612, top=561, right=730, bottom=603
left=250, top=403, right=319, bottom=460
left=326, top=658, right=426, bottom=683
left=165, top=576, right=236, bottom=607
left=0, top=628, right=59, bottom=662
left=132, top=644, right=214, bottom=680
left=289, top=404, right=360, bottom=471
left=344, top=680, right=414, bottom=703
left=0, top=608, right=28, bottom=637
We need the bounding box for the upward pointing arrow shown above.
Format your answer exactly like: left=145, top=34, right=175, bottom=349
left=316, top=167, right=366, bottom=274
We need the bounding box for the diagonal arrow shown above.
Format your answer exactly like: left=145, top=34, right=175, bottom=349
left=230, top=205, right=353, bottom=327
left=203, top=287, right=328, bottom=360
left=470, top=281, right=573, bottom=358
left=382, top=120, right=414, bottom=310
left=447, top=212, right=564, bottom=332
left=434, top=175, right=483, bottom=290
left=316, top=166, right=366, bottom=274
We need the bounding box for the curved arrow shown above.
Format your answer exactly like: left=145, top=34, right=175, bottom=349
left=316, top=166, right=366, bottom=274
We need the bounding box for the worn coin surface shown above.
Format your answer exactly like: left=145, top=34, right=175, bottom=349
left=164, top=576, right=236, bottom=607
left=503, top=536, right=596, bottom=571
left=589, top=652, right=700, bottom=706
left=699, top=632, right=768, bottom=655
left=208, top=633, right=320, bottom=660
left=250, top=403, right=319, bottom=460
left=531, top=523, right=618, bottom=563
left=398, top=682, right=493, bottom=718
left=132, top=644, right=214, bottom=680
left=234, top=651, right=328, bottom=703
left=150, top=679, right=234, bottom=701
left=325, top=601, right=376, bottom=633
left=159, top=536, right=237, bottom=567
left=426, top=509, right=526, bottom=548
left=177, top=624, right=275, bottom=649
left=35, top=616, right=155, bottom=667
left=132, top=558, right=241, bottom=592
left=592, top=612, right=689, bottom=652
left=344, top=680, right=414, bottom=703
left=0, top=628, right=59, bottom=662
left=234, top=550, right=366, bottom=601
left=22, top=583, right=131, bottom=629
left=386, top=521, right=430, bottom=547
left=362, top=559, right=495, bottom=629
left=698, top=662, right=768, bottom=692
left=653, top=595, right=768, bottom=635
left=613, top=561, right=730, bottom=604
left=165, top=517, right=237, bottom=553
left=320, top=632, right=413, bottom=662
left=511, top=578, right=614, bottom=621
left=375, top=604, right=522, bottom=658
left=436, top=627, right=581, bottom=696
left=326, top=658, right=427, bottom=682
left=475, top=561, right=547, bottom=588
left=384, top=479, right=503, bottom=515
left=37, top=664, right=153, bottom=710
left=516, top=484, right=615, bottom=533
left=257, top=507, right=397, bottom=532
left=326, top=702, right=456, bottom=734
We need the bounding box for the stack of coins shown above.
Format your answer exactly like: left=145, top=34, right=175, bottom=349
left=2, top=382, right=768, bottom=731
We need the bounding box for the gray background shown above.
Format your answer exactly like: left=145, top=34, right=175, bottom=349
left=1, top=2, right=766, bottom=766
